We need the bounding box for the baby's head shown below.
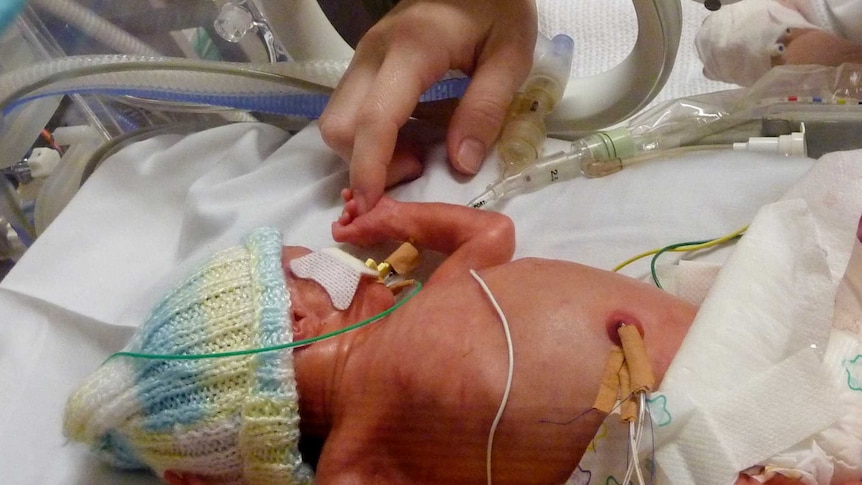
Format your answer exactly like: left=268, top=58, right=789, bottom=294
left=63, top=228, right=390, bottom=484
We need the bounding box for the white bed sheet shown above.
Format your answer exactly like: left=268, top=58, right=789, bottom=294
left=0, top=119, right=820, bottom=484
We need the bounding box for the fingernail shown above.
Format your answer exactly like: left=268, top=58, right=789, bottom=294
left=456, top=137, right=486, bottom=174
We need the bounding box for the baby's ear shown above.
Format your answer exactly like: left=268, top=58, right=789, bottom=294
left=290, top=301, right=320, bottom=342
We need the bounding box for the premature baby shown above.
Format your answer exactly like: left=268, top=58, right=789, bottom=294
left=62, top=192, right=861, bottom=485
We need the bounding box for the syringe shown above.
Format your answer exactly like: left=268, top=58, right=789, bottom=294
left=468, top=128, right=634, bottom=209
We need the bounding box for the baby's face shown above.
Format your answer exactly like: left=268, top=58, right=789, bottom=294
left=281, top=246, right=333, bottom=335
left=280, top=246, right=395, bottom=339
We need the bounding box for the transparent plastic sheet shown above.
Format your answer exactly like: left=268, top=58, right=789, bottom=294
left=0, top=0, right=316, bottom=166
left=607, top=64, right=862, bottom=175
left=625, top=63, right=862, bottom=150
left=0, top=8, right=245, bottom=253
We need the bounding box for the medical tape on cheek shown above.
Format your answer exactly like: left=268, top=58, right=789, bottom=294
left=618, top=324, right=656, bottom=394
left=592, top=346, right=625, bottom=414
left=290, top=248, right=379, bottom=310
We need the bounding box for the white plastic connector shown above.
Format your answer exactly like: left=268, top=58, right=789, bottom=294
left=27, top=147, right=61, bottom=178
left=0, top=217, right=25, bottom=262
left=51, top=125, right=103, bottom=146
left=733, top=124, right=807, bottom=157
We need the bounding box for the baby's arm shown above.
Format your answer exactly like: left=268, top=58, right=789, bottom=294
left=775, top=28, right=862, bottom=67
left=332, top=190, right=515, bottom=283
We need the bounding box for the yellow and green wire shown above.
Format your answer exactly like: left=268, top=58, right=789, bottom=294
left=614, top=226, right=748, bottom=288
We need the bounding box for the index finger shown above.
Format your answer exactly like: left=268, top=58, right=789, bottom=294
left=349, top=39, right=449, bottom=213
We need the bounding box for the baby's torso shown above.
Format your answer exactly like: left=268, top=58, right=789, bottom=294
left=333, top=258, right=696, bottom=484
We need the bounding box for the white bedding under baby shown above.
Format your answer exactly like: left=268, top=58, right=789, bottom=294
left=2, top=0, right=862, bottom=482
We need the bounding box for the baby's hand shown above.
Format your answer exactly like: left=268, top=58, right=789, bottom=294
left=319, top=0, right=537, bottom=215
left=332, top=189, right=397, bottom=246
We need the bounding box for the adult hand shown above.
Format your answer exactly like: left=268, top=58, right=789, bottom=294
left=319, top=0, right=537, bottom=214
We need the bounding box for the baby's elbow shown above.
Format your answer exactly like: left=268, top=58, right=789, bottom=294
left=486, top=213, right=516, bottom=259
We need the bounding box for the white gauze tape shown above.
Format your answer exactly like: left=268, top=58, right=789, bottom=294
left=290, top=248, right=378, bottom=310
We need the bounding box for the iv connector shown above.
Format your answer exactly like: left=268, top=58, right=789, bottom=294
left=498, top=109, right=546, bottom=174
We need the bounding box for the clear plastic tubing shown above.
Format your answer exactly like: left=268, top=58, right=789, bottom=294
left=469, top=150, right=584, bottom=209
left=30, top=0, right=161, bottom=56
left=0, top=56, right=333, bottom=115
left=469, top=128, right=634, bottom=209
left=0, top=55, right=471, bottom=119
left=468, top=128, right=733, bottom=209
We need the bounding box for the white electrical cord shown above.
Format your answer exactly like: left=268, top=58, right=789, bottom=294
left=469, top=269, right=514, bottom=485
left=623, top=392, right=649, bottom=485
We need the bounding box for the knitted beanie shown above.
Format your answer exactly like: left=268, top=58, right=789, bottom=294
left=63, top=227, right=313, bottom=484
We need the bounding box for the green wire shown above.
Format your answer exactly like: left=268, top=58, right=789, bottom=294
left=649, top=234, right=745, bottom=289
left=109, top=281, right=422, bottom=362
left=649, top=240, right=710, bottom=289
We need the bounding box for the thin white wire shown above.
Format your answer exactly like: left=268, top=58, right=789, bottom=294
left=624, top=420, right=638, bottom=485
left=469, top=269, right=514, bottom=485
left=634, top=393, right=647, bottom=485
left=623, top=392, right=649, bottom=485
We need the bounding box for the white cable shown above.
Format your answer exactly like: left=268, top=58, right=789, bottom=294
left=469, top=269, right=514, bottom=485
left=623, top=392, right=649, bottom=485
left=624, top=420, right=638, bottom=485
left=634, top=392, right=648, bottom=485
